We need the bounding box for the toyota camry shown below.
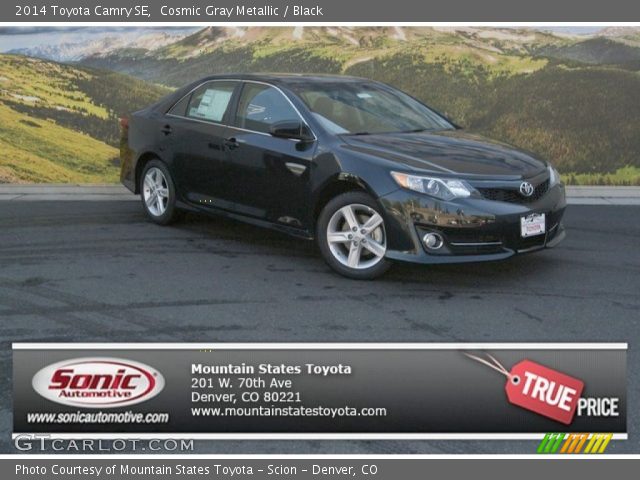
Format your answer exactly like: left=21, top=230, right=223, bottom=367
left=120, top=74, right=566, bottom=279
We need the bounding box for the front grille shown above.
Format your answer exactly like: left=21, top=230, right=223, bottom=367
left=478, top=179, right=549, bottom=204
left=448, top=242, right=504, bottom=255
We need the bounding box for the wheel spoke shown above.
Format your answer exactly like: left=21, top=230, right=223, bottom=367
left=347, top=242, right=362, bottom=268
left=362, top=213, right=383, bottom=233
left=145, top=192, right=156, bottom=207
left=327, top=231, right=351, bottom=244
left=340, top=205, right=359, bottom=230
left=144, top=176, right=154, bottom=191
left=363, top=238, right=385, bottom=258
left=157, top=187, right=169, bottom=199
left=155, top=196, right=165, bottom=213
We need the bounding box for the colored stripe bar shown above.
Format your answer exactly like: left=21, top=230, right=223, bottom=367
left=544, top=433, right=614, bottom=454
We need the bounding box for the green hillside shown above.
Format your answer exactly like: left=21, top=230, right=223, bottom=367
left=0, top=103, right=116, bottom=183
left=0, top=54, right=169, bottom=183
left=537, top=37, right=640, bottom=65
left=347, top=56, right=640, bottom=181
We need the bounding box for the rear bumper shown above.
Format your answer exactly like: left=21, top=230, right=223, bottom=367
left=379, top=183, right=567, bottom=265
left=120, top=145, right=136, bottom=194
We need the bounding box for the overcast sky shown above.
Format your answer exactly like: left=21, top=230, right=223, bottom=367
left=0, top=27, right=200, bottom=51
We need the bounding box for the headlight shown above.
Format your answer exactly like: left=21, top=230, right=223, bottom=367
left=391, top=172, right=476, bottom=201
left=548, top=165, right=561, bottom=186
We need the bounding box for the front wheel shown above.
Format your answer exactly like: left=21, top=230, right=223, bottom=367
left=317, top=192, right=392, bottom=280
left=140, top=160, right=181, bottom=225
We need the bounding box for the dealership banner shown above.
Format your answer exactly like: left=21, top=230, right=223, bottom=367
left=13, top=343, right=627, bottom=438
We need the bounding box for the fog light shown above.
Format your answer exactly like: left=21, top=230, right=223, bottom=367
left=423, top=232, right=444, bottom=250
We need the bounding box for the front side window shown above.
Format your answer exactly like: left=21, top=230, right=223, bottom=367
left=235, top=83, right=301, bottom=134
left=290, top=82, right=454, bottom=135
left=186, top=82, right=236, bottom=123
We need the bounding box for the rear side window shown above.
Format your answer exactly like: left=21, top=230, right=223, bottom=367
left=235, top=83, right=300, bottom=134
left=185, top=82, right=236, bottom=123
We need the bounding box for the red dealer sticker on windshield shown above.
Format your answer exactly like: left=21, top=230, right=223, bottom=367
left=465, top=353, right=584, bottom=425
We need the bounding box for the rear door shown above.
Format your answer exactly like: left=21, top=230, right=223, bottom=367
left=167, top=80, right=239, bottom=206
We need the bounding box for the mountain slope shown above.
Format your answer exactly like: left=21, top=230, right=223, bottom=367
left=537, top=37, right=640, bottom=65
left=0, top=103, right=117, bottom=183
left=0, top=54, right=169, bottom=183
left=8, top=31, right=191, bottom=62
left=4, top=27, right=640, bottom=184
left=83, top=26, right=550, bottom=85
left=81, top=27, right=640, bottom=182
left=346, top=55, right=640, bottom=176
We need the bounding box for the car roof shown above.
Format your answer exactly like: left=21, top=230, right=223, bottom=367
left=149, top=73, right=386, bottom=115
left=195, top=73, right=374, bottom=87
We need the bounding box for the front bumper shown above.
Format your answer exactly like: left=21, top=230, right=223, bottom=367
left=378, top=183, right=567, bottom=264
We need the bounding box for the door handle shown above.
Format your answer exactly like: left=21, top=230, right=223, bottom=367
left=160, top=125, right=172, bottom=135
left=224, top=137, right=240, bottom=150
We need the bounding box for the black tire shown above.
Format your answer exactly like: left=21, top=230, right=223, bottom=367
left=139, top=159, right=181, bottom=225
left=317, top=191, right=392, bottom=280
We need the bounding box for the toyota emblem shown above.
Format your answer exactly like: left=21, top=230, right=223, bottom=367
left=519, top=182, right=535, bottom=197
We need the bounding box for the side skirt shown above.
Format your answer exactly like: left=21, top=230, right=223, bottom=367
left=175, top=200, right=314, bottom=241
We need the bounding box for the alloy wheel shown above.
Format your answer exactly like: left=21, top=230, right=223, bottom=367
left=143, top=167, right=169, bottom=217
left=326, top=204, right=387, bottom=269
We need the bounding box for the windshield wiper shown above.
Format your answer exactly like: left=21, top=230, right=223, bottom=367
left=402, top=128, right=431, bottom=133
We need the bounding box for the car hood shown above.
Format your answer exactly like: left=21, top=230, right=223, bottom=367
left=341, top=130, right=547, bottom=178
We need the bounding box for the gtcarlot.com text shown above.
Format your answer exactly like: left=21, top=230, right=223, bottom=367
left=14, top=434, right=194, bottom=452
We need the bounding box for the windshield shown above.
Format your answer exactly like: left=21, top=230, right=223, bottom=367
left=290, top=81, right=454, bottom=135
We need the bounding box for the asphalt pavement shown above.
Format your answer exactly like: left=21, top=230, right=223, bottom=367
left=2, top=184, right=640, bottom=204
left=0, top=197, right=638, bottom=453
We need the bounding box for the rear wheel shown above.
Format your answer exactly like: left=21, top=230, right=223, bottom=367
left=317, top=192, right=392, bottom=280
left=140, top=160, right=180, bottom=225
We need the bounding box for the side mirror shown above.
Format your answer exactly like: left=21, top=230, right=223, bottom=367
left=269, top=120, right=314, bottom=142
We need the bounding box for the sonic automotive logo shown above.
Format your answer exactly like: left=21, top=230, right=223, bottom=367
left=32, top=358, right=164, bottom=408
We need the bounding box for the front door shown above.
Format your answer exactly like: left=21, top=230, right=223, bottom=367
left=224, top=82, right=316, bottom=227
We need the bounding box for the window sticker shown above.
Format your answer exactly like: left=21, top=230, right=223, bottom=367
left=191, top=89, right=232, bottom=122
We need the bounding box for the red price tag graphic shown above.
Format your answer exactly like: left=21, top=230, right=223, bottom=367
left=465, top=353, right=584, bottom=425
left=507, top=359, right=584, bottom=425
